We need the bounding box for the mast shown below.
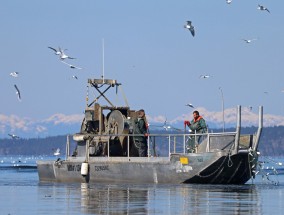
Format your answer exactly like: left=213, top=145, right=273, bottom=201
left=102, top=38, right=105, bottom=83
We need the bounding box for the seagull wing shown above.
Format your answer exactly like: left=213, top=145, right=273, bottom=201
left=14, top=84, right=20, bottom=94
left=266, top=8, right=270, bottom=13
left=61, top=60, right=72, bottom=67
left=73, top=65, right=82, bottom=70
left=190, top=28, right=195, bottom=37
left=61, top=61, right=82, bottom=70
left=14, top=84, right=21, bottom=100
left=48, top=46, right=57, bottom=53
left=67, top=56, right=76, bottom=60
left=186, top=21, right=192, bottom=25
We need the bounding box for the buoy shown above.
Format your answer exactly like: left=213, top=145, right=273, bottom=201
left=81, top=162, right=89, bottom=176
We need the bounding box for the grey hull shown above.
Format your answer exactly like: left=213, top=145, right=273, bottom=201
left=37, top=151, right=256, bottom=184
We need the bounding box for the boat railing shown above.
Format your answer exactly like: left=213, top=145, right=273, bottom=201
left=67, top=131, right=246, bottom=160
left=66, top=105, right=263, bottom=160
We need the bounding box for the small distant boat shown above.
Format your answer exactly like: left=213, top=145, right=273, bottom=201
left=37, top=77, right=263, bottom=184
left=53, top=148, right=60, bottom=156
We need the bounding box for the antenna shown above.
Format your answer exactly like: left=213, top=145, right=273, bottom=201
left=86, top=84, right=89, bottom=107
left=102, top=38, right=105, bottom=83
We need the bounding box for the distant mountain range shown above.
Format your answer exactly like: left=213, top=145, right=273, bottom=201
left=1, top=107, right=284, bottom=139
left=0, top=126, right=283, bottom=156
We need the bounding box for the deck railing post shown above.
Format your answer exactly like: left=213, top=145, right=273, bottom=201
left=183, top=134, right=186, bottom=154
left=234, top=105, right=241, bottom=154
left=253, top=106, right=263, bottom=151
left=107, top=138, right=110, bottom=158
left=66, top=135, right=70, bottom=160
left=127, top=135, right=130, bottom=158
left=168, top=135, right=171, bottom=157
left=206, top=133, right=210, bottom=152
left=174, top=136, right=176, bottom=153
left=148, top=135, right=150, bottom=158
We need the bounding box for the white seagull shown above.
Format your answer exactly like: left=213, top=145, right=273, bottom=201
left=184, top=21, right=195, bottom=37
left=10, top=72, right=19, bottom=78
left=53, top=148, right=60, bottom=156
left=61, top=61, right=82, bottom=70
left=199, top=75, right=211, bottom=79
left=14, top=84, right=21, bottom=101
left=8, top=134, right=20, bottom=139
left=163, top=119, right=171, bottom=131
left=226, top=0, right=232, bottom=4
left=59, top=47, right=76, bottom=60
left=242, top=38, right=258, bottom=43
left=186, top=103, right=194, bottom=108
left=257, top=4, right=270, bottom=13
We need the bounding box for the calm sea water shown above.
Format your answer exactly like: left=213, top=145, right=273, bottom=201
left=0, top=156, right=283, bottom=215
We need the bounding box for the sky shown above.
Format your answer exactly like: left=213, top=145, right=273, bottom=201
left=1, top=0, right=284, bottom=137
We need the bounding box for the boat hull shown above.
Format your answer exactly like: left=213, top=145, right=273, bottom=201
left=37, top=151, right=257, bottom=184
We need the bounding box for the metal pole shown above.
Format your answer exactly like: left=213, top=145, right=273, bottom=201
left=66, top=135, right=69, bottom=160
left=253, top=106, right=263, bottom=151
left=219, top=87, right=225, bottom=132
left=102, top=38, right=105, bottom=82
left=234, top=105, right=241, bottom=154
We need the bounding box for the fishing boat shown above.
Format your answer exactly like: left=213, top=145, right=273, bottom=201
left=37, top=78, right=263, bottom=184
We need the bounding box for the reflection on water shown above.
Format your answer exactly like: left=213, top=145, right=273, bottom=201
left=80, top=183, right=150, bottom=214
left=0, top=173, right=283, bottom=214
left=35, top=182, right=284, bottom=215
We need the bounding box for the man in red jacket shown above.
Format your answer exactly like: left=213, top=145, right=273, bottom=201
left=184, top=110, right=207, bottom=153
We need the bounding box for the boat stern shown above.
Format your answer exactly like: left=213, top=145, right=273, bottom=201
left=37, top=160, right=56, bottom=181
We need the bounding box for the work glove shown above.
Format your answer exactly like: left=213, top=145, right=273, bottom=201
left=184, top=120, right=190, bottom=126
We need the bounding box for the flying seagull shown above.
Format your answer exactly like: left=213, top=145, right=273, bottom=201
left=226, top=0, right=232, bottom=4
left=184, top=21, right=195, bottom=37
left=61, top=61, right=82, bottom=70
left=8, top=134, right=20, bottom=139
left=257, top=4, right=270, bottom=13
left=14, top=84, right=21, bottom=101
left=10, top=72, right=19, bottom=78
left=242, top=38, right=258, bottom=43
left=162, top=119, right=171, bottom=131
left=72, top=75, right=78, bottom=80
left=53, top=148, right=60, bottom=156
left=185, top=103, right=194, bottom=108
left=199, top=75, right=211, bottom=79
left=59, top=47, right=76, bottom=60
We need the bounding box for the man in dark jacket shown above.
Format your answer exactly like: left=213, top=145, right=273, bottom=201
left=133, top=109, right=148, bottom=157
left=184, top=110, right=207, bottom=152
